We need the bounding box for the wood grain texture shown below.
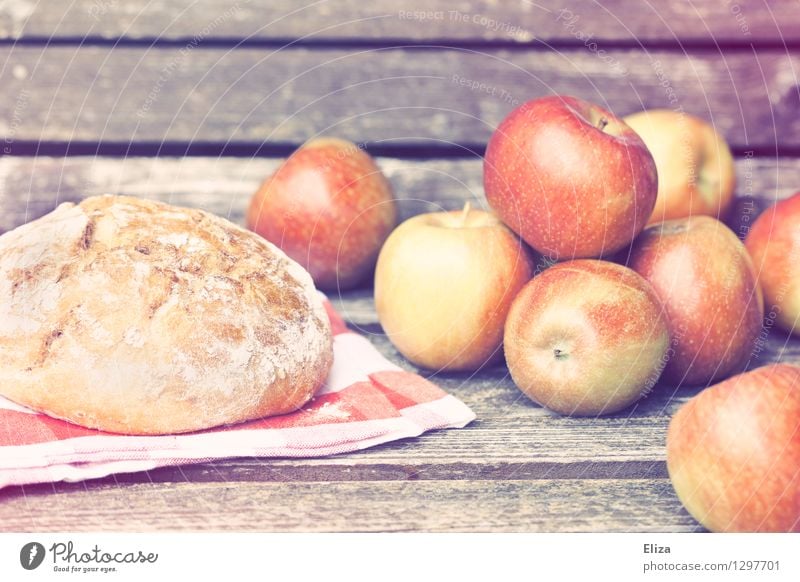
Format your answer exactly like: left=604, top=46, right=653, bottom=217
left=1, top=0, right=797, bottom=44
left=0, top=282, right=795, bottom=479
left=1, top=0, right=795, bottom=536
left=4, top=282, right=793, bottom=488
left=1, top=47, right=798, bottom=149
left=1, top=155, right=798, bottom=234
left=0, top=297, right=792, bottom=532
left=1, top=155, right=798, bottom=532
left=0, top=479, right=698, bottom=532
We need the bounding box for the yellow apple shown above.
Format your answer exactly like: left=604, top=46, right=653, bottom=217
left=624, top=109, right=735, bottom=224
left=374, top=206, right=533, bottom=371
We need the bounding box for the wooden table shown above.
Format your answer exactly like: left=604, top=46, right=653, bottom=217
left=1, top=0, right=799, bottom=532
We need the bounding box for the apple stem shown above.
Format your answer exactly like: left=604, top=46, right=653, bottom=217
left=597, top=117, right=609, bottom=132
left=460, top=201, right=472, bottom=225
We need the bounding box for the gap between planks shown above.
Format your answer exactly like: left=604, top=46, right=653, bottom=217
left=1, top=0, right=797, bottom=45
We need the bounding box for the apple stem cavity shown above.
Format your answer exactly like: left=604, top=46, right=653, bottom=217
left=553, top=348, right=569, bottom=361
left=597, top=117, right=609, bottom=132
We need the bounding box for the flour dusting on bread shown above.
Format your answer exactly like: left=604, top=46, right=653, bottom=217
left=0, top=195, right=333, bottom=434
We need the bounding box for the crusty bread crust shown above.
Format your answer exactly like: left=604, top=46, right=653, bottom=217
left=0, top=195, right=333, bottom=434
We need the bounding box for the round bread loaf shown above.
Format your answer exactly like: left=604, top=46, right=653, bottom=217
left=0, top=195, right=333, bottom=434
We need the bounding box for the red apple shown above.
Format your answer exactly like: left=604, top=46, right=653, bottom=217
left=247, top=138, right=397, bottom=290
left=624, top=109, right=736, bottom=225
left=745, top=192, right=800, bottom=335
left=628, top=216, right=764, bottom=386
left=375, top=205, right=534, bottom=371
left=667, top=364, right=800, bottom=532
left=484, top=95, right=658, bottom=259
left=504, top=260, right=669, bottom=416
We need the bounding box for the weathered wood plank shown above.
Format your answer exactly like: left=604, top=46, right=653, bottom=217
left=0, top=271, right=793, bottom=486
left=0, top=0, right=795, bottom=44
left=1, top=47, right=798, bottom=149
left=0, top=162, right=794, bottom=534
left=16, top=459, right=669, bottom=485
left=0, top=154, right=796, bottom=516
left=0, top=478, right=697, bottom=532
left=2, top=153, right=797, bottom=367
left=1, top=155, right=797, bottom=235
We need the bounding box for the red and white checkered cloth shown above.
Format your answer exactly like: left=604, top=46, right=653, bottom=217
left=0, top=299, right=475, bottom=488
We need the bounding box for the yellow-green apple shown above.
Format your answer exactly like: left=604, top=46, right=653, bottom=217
left=484, top=95, right=658, bottom=260
left=745, top=192, right=800, bottom=335
left=624, top=109, right=736, bottom=224
left=628, top=216, right=763, bottom=386
left=503, top=260, right=669, bottom=416
left=247, top=138, right=397, bottom=290
left=667, top=364, right=800, bottom=532
left=374, top=205, right=534, bottom=371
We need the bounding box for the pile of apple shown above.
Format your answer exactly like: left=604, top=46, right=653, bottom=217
left=246, top=96, right=799, bottom=533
